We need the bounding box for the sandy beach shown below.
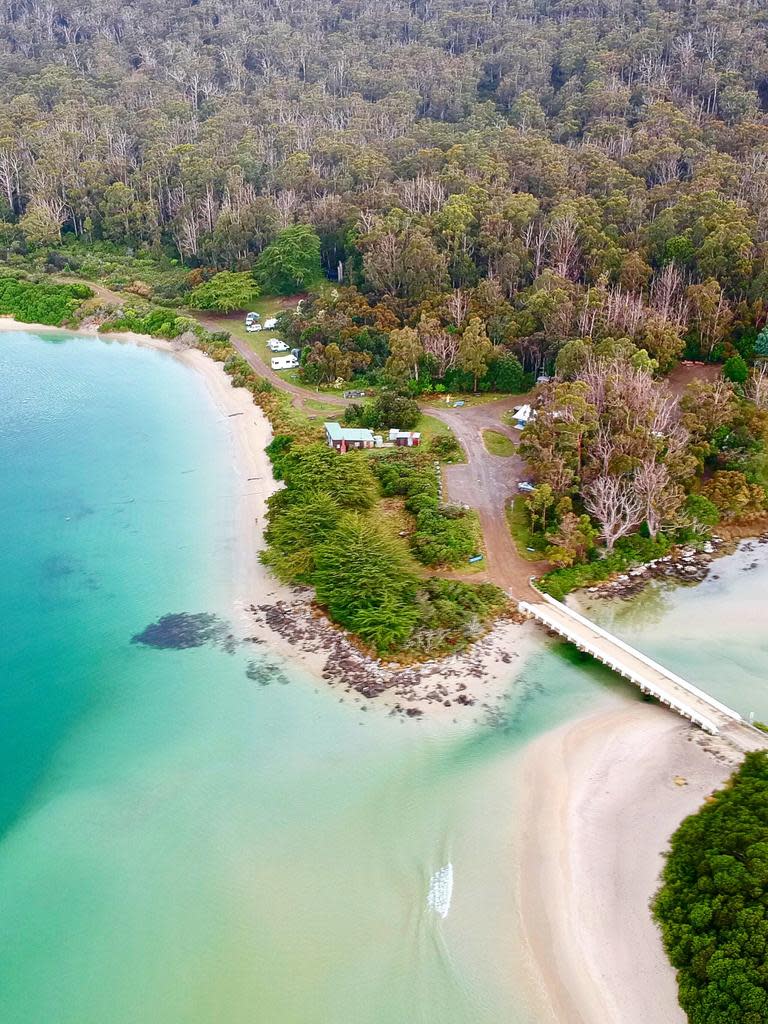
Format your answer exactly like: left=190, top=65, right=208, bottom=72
left=517, top=700, right=733, bottom=1024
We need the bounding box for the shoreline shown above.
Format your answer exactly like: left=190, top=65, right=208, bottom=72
left=516, top=702, right=734, bottom=1024
left=0, top=315, right=536, bottom=717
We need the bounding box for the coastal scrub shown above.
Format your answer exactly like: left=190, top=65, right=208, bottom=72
left=262, top=441, right=506, bottom=655
left=0, top=276, right=92, bottom=326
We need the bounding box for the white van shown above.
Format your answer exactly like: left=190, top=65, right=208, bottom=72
left=271, top=354, right=299, bottom=371
left=267, top=338, right=289, bottom=352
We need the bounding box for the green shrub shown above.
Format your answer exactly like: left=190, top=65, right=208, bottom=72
left=313, top=513, right=420, bottom=651
left=344, top=391, right=421, bottom=431
left=265, top=434, right=293, bottom=479
left=428, top=434, right=464, bottom=462
left=262, top=492, right=344, bottom=584
left=0, top=276, right=93, bottom=325
left=723, top=354, right=749, bottom=384
left=101, top=305, right=196, bottom=339
left=409, top=578, right=508, bottom=655
left=539, top=534, right=672, bottom=600
left=411, top=508, right=478, bottom=566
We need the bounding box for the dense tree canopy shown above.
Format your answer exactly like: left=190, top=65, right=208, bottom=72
left=0, top=0, right=766, bottom=399
left=653, top=752, right=768, bottom=1024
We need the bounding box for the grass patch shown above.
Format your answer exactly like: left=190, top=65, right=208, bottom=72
left=303, top=397, right=346, bottom=414
left=377, top=496, right=417, bottom=545
left=506, top=495, right=549, bottom=561
left=417, top=413, right=453, bottom=442
left=483, top=429, right=516, bottom=457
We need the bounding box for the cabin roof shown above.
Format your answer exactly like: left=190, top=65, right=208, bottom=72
left=324, top=422, right=374, bottom=443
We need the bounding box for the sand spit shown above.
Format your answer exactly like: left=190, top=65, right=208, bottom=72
left=517, top=702, right=733, bottom=1024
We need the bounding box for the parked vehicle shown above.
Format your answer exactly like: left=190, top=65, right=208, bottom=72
left=267, top=338, right=289, bottom=352
left=245, top=311, right=260, bottom=323
left=343, top=389, right=367, bottom=399
left=246, top=323, right=261, bottom=333
left=271, top=354, right=299, bottom=370
left=517, top=481, right=535, bottom=492
left=263, top=317, right=278, bottom=329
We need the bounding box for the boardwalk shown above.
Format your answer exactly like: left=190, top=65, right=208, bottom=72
left=520, top=594, right=766, bottom=753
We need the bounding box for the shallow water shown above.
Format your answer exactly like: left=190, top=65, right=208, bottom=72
left=1, top=329, right=760, bottom=1024
left=573, top=542, right=768, bottom=723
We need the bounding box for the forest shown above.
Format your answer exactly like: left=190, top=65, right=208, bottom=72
left=653, top=751, right=768, bottom=1024
left=0, top=0, right=767, bottom=611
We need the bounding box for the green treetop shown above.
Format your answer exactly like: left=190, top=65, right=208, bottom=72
left=190, top=271, right=260, bottom=312
left=256, top=225, right=323, bottom=295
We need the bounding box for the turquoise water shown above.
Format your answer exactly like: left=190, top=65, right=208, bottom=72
left=0, top=330, right=658, bottom=1023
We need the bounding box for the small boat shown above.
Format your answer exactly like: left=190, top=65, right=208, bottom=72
left=427, top=863, right=454, bottom=919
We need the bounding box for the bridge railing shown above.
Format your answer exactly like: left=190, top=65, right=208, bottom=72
left=520, top=592, right=743, bottom=726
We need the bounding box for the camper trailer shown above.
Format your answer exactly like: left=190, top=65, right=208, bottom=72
left=263, top=317, right=278, bottom=329
left=271, top=354, right=299, bottom=371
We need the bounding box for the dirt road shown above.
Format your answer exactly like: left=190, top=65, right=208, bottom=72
left=427, top=397, right=547, bottom=598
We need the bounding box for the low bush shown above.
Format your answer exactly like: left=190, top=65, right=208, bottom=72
left=0, top=276, right=92, bottom=325
left=411, top=508, right=479, bottom=566
left=409, top=579, right=508, bottom=655
left=538, top=534, right=672, bottom=600
left=265, top=434, right=293, bottom=479
left=344, top=391, right=421, bottom=431
left=100, top=304, right=200, bottom=339
left=428, top=433, right=464, bottom=462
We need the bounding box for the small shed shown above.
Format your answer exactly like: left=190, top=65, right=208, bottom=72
left=388, top=428, right=421, bottom=447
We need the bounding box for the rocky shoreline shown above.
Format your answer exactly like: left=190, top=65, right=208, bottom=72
left=582, top=533, right=768, bottom=600
left=245, top=593, right=530, bottom=718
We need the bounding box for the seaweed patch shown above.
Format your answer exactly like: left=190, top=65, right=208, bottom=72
left=131, top=612, right=228, bottom=650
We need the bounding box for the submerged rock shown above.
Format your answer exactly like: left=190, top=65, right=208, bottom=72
left=131, top=612, right=227, bottom=650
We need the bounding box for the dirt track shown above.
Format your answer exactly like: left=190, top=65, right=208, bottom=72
left=427, top=398, right=547, bottom=598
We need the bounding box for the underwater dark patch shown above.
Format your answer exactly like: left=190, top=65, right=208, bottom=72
left=41, top=555, right=79, bottom=580
left=131, top=612, right=227, bottom=650
left=246, top=659, right=290, bottom=686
